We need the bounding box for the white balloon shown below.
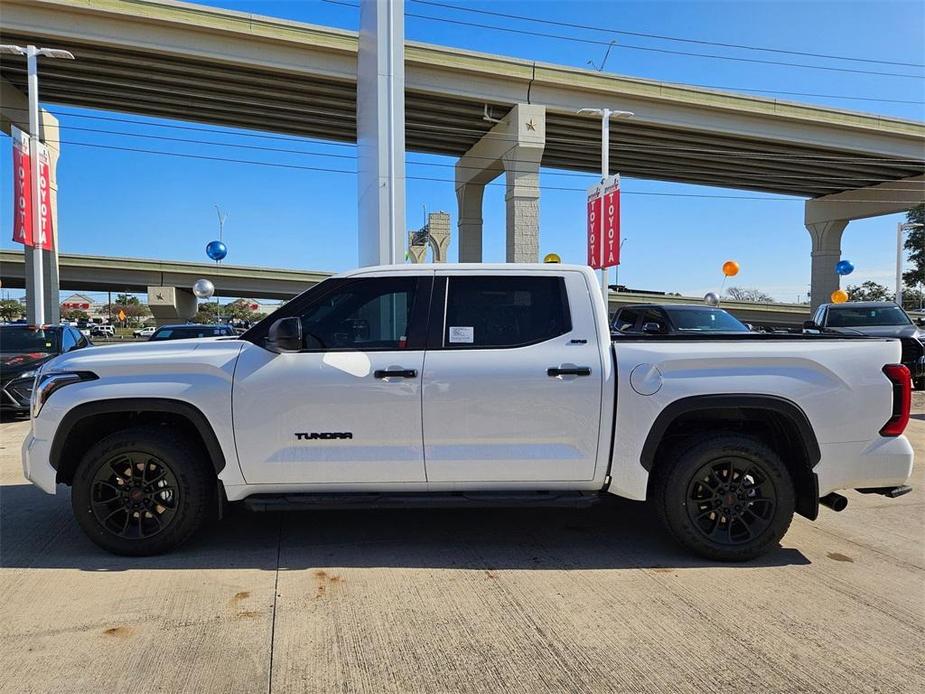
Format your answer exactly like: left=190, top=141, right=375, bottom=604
left=704, top=292, right=720, bottom=307
left=193, top=278, right=215, bottom=299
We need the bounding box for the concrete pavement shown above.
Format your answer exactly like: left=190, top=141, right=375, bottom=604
left=1, top=401, right=923, bottom=693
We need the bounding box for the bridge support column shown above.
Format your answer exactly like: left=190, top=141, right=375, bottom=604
left=455, top=104, right=545, bottom=262
left=806, top=219, right=847, bottom=309
left=1, top=78, right=61, bottom=323
left=804, top=175, right=924, bottom=309
left=456, top=183, right=484, bottom=261
left=147, top=286, right=198, bottom=325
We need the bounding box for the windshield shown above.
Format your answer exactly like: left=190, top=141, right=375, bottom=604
left=664, top=308, right=749, bottom=332
left=826, top=305, right=911, bottom=328
left=0, top=326, right=60, bottom=353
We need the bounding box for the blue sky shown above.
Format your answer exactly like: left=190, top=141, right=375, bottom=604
left=2, top=0, right=923, bottom=303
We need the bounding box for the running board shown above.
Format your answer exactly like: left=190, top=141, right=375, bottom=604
left=243, top=490, right=603, bottom=512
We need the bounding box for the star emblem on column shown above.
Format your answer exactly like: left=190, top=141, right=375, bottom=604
left=525, top=119, right=537, bottom=132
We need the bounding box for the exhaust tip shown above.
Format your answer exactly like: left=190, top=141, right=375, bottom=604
left=820, top=492, right=848, bottom=512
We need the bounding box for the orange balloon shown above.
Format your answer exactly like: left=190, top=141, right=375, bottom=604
left=831, top=289, right=849, bottom=304
left=722, top=260, right=740, bottom=277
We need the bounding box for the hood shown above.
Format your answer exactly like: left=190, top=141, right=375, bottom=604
left=48, top=337, right=247, bottom=379
left=830, top=325, right=922, bottom=340
left=0, top=352, right=55, bottom=380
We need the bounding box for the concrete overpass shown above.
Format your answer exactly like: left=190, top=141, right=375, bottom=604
left=0, top=0, right=923, bottom=309
left=0, top=249, right=330, bottom=300
left=0, top=249, right=810, bottom=327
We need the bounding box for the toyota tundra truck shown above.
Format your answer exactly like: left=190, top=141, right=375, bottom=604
left=21, top=264, right=915, bottom=560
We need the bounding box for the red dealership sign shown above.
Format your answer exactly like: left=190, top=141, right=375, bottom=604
left=586, top=174, right=620, bottom=270
left=602, top=176, right=621, bottom=268
left=10, top=126, right=54, bottom=250
left=586, top=183, right=603, bottom=269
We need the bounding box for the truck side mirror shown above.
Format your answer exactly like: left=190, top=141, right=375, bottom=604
left=267, top=317, right=302, bottom=352
left=802, top=320, right=818, bottom=330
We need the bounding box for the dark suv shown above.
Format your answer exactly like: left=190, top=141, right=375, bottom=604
left=805, top=301, right=925, bottom=389
left=612, top=304, right=750, bottom=335
left=1, top=324, right=92, bottom=415
left=148, top=324, right=236, bottom=341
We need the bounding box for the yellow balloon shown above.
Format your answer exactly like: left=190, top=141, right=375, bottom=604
left=543, top=252, right=561, bottom=264
left=722, top=260, right=740, bottom=277
left=831, top=289, right=849, bottom=304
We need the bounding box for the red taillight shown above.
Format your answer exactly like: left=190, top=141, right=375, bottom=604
left=880, top=364, right=911, bottom=437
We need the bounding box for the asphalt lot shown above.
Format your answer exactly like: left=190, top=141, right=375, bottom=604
left=1, top=397, right=923, bottom=693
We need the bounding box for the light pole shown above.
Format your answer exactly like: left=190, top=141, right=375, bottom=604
left=0, top=44, right=74, bottom=325
left=896, top=221, right=924, bottom=308
left=577, top=108, right=633, bottom=297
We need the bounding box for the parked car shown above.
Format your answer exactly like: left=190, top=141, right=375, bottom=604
left=612, top=303, right=750, bottom=334
left=1, top=324, right=91, bottom=416
left=148, top=324, right=236, bottom=341
left=805, top=301, right=924, bottom=389
left=133, top=326, right=156, bottom=338
left=90, top=324, right=115, bottom=338
left=23, top=264, right=913, bottom=560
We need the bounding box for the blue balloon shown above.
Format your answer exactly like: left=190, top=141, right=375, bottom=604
left=206, top=240, right=227, bottom=261
left=835, top=260, right=854, bottom=276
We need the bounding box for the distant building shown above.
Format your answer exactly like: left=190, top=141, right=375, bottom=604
left=60, top=293, right=103, bottom=318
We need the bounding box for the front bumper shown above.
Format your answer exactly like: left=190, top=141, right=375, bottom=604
left=22, top=430, right=57, bottom=494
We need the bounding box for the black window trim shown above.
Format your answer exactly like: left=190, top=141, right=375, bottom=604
left=427, top=274, right=572, bottom=351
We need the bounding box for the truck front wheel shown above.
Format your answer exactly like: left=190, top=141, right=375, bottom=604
left=652, top=434, right=795, bottom=561
left=71, top=426, right=215, bottom=556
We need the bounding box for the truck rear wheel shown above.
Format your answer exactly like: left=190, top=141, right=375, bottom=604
left=652, top=434, right=795, bottom=561
left=71, top=426, right=214, bottom=556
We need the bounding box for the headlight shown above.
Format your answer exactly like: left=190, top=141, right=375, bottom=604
left=31, top=371, right=98, bottom=418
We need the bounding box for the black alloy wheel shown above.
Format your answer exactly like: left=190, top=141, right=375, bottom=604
left=685, top=457, right=776, bottom=546
left=652, top=433, right=795, bottom=561
left=72, top=426, right=214, bottom=556
left=89, top=452, right=180, bottom=540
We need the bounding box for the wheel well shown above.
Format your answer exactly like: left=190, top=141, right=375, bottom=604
left=644, top=405, right=820, bottom=520
left=53, top=404, right=224, bottom=486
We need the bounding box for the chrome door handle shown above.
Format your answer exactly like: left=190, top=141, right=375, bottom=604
left=547, top=366, right=592, bottom=377
left=374, top=369, right=417, bottom=379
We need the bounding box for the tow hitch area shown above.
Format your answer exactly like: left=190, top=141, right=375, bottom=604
left=856, top=485, right=913, bottom=498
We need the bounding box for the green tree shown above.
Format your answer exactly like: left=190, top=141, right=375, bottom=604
left=846, top=281, right=893, bottom=302
left=62, top=309, right=90, bottom=322
left=194, top=301, right=222, bottom=324
left=0, top=299, right=22, bottom=321
left=725, top=287, right=775, bottom=303
left=903, top=204, right=924, bottom=289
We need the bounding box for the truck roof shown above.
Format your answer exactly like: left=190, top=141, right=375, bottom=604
left=337, top=263, right=593, bottom=278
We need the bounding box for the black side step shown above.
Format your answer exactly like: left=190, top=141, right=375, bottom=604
left=243, top=490, right=603, bottom=512
left=856, top=485, right=913, bottom=498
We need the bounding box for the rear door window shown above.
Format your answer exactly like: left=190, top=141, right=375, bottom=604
left=442, top=275, right=571, bottom=349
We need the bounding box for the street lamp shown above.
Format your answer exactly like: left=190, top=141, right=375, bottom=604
left=577, top=108, right=634, bottom=298
left=0, top=44, right=75, bottom=325
left=896, top=221, right=924, bottom=308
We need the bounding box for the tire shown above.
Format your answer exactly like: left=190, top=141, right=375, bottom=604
left=71, top=425, right=215, bottom=556
left=651, top=433, right=795, bottom=562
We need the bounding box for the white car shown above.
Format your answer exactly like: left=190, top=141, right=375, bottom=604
left=22, top=264, right=914, bottom=559
left=133, top=326, right=156, bottom=338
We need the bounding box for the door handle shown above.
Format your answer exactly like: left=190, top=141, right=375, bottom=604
left=547, top=366, right=592, bottom=377
left=374, top=368, right=418, bottom=379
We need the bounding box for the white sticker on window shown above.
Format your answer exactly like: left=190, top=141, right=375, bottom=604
left=448, top=326, right=474, bottom=344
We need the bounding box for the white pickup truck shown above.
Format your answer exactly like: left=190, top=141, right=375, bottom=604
left=22, top=264, right=914, bottom=560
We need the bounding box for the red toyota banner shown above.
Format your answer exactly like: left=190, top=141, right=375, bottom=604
left=602, top=175, right=621, bottom=268
left=10, top=125, right=54, bottom=250
left=586, top=183, right=603, bottom=269
left=35, top=143, right=55, bottom=250
left=11, top=126, right=32, bottom=246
